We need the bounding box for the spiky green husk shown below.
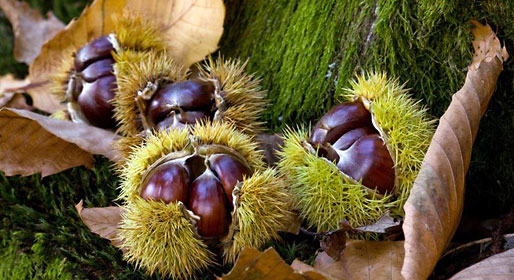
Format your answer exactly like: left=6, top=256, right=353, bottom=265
left=118, top=128, right=190, bottom=202
left=197, top=56, right=267, bottom=135
left=118, top=121, right=288, bottom=276
left=277, top=128, right=395, bottom=232
left=113, top=50, right=188, bottom=137
left=49, top=53, right=75, bottom=102
left=343, top=72, right=436, bottom=211
left=118, top=199, right=213, bottom=279
left=113, top=15, right=167, bottom=52
left=223, top=169, right=294, bottom=263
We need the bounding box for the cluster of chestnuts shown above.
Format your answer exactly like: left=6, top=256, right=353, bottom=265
left=59, top=16, right=435, bottom=279
left=52, top=16, right=284, bottom=279
left=118, top=122, right=292, bottom=278
left=310, top=100, right=395, bottom=195
left=139, top=147, right=250, bottom=237
left=66, top=35, right=118, bottom=128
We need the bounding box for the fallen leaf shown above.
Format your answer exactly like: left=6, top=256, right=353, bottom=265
left=401, top=21, right=508, bottom=280
left=355, top=212, right=400, bottom=234
left=449, top=248, right=514, bottom=279
left=3, top=93, right=31, bottom=110
left=291, top=260, right=336, bottom=280
left=125, top=0, right=225, bottom=67
left=222, top=247, right=327, bottom=280
left=0, top=74, right=30, bottom=108
left=314, top=240, right=405, bottom=280
left=75, top=200, right=125, bottom=248
left=0, top=108, right=120, bottom=176
left=0, top=0, right=65, bottom=65
left=320, top=230, right=347, bottom=261
left=29, top=0, right=225, bottom=113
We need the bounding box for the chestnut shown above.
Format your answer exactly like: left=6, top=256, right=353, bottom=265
left=309, top=101, right=395, bottom=194
left=70, top=35, right=118, bottom=128
left=78, top=75, right=117, bottom=128
left=140, top=162, right=190, bottom=204
left=74, top=35, right=115, bottom=71
left=188, top=169, right=229, bottom=238
left=310, top=101, right=372, bottom=146
left=336, top=134, right=395, bottom=194
left=208, top=153, right=251, bottom=204
left=146, top=79, right=215, bottom=128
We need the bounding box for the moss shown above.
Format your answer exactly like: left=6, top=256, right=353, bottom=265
left=0, top=234, right=72, bottom=280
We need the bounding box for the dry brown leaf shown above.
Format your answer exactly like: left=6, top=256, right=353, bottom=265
left=320, top=230, right=347, bottom=261
left=222, top=247, right=327, bottom=280
left=401, top=21, right=508, bottom=280
left=449, top=248, right=514, bottom=280
left=125, top=0, right=225, bottom=67
left=355, top=212, right=400, bottom=234
left=0, top=74, right=30, bottom=108
left=0, top=0, right=65, bottom=65
left=75, top=200, right=125, bottom=248
left=0, top=108, right=120, bottom=176
left=291, top=260, right=336, bottom=280
left=314, top=240, right=405, bottom=280
left=29, top=0, right=225, bottom=113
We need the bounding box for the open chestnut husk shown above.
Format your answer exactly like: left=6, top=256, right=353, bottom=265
left=118, top=122, right=293, bottom=278
left=113, top=56, right=267, bottom=161
left=278, top=72, right=435, bottom=232
left=51, top=16, right=168, bottom=129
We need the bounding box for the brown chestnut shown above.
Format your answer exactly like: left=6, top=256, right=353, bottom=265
left=70, top=35, right=118, bottom=129
left=310, top=101, right=395, bottom=194
left=310, top=101, right=372, bottom=145
left=140, top=162, right=190, bottom=204
left=146, top=79, right=215, bottom=128
left=74, top=35, right=114, bottom=71
left=208, top=153, right=251, bottom=204
left=77, top=75, right=117, bottom=128
left=187, top=169, right=229, bottom=238
left=336, top=134, right=395, bottom=194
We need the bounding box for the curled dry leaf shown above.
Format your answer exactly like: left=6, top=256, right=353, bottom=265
left=29, top=0, right=225, bottom=113
left=0, top=108, right=120, bottom=176
left=401, top=21, right=508, bottom=280
left=222, top=247, right=328, bottom=280
left=76, top=200, right=125, bottom=248
left=449, top=248, right=514, bottom=280
left=355, top=212, right=400, bottom=234
left=0, top=0, right=65, bottom=65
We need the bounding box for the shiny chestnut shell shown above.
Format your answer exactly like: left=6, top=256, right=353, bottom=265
left=188, top=170, right=229, bottom=238
left=310, top=101, right=395, bottom=194
left=146, top=79, right=215, bottom=129
left=336, top=134, right=395, bottom=194
left=72, top=35, right=118, bottom=128
left=208, top=153, right=251, bottom=205
left=140, top=162, right=190, bottom=204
